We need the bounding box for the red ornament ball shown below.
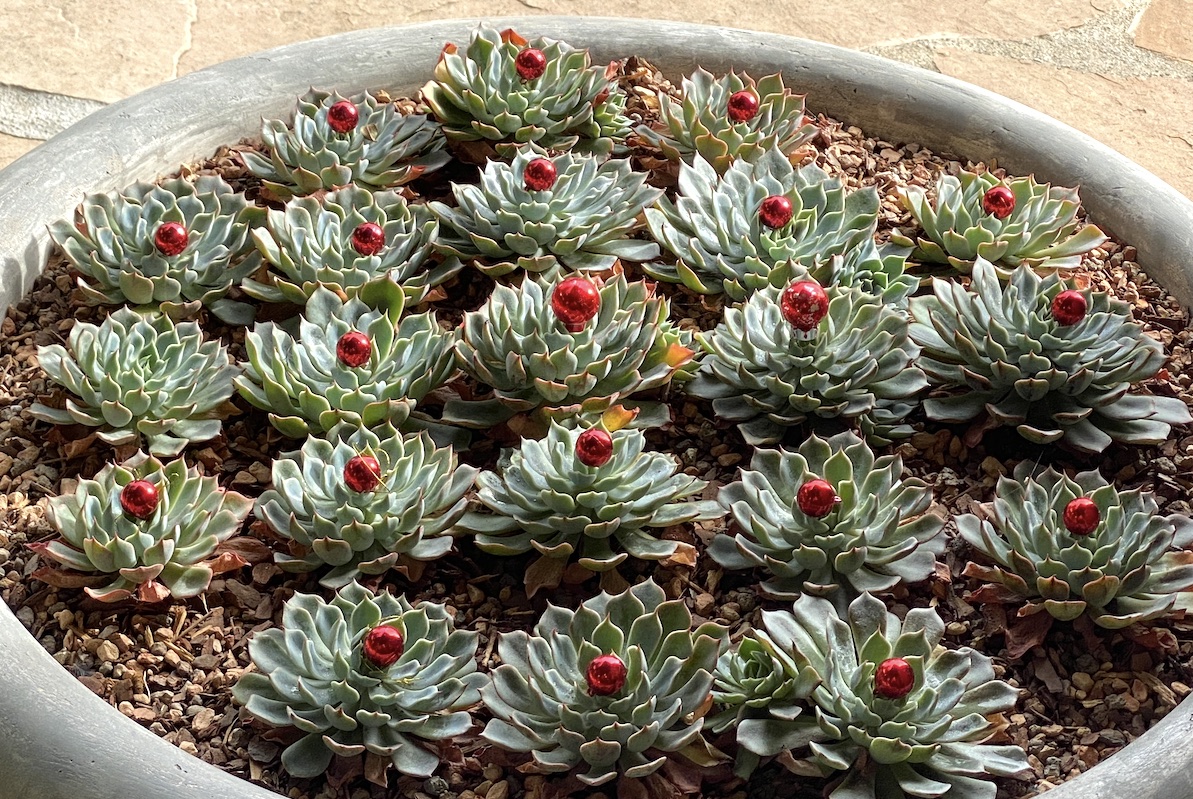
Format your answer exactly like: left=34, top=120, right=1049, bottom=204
left=362, top=625, right=405, bottom=668
left=515, top=47, right=547, bottom=81
left=1063, top=497, right=1100, bottom=536
left=351, top=222, right=386, bottom=256
left=120, top=480, right=160, bottom=520
left=874, top=657, right=915, bottom=700
left=727, top=90, right=760, bottom=123
left=551, top=276, right=601, bottom=333
left=1051, top=290, right=1088, bottom=326
left=759, top=195, right=794, bottom=229
left=780, top=280, right=829, bottom=331
left=982, top=185, right=1016, bottom=220
left=327, top=100, right=360, bottom=134
left=336, top=331, right=372, bottom=368
left=576, top=428, right=614, bottom=468
left=344, top=455, right=382, bottom=493
left=586, top=653, right=628, bottom=696
left=523, top=158, right=558, bottom=192
left=796, top=479, right=838, bottom=518
left=153, top=222, right=188, bottom=256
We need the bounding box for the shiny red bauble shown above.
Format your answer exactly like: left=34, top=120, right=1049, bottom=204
left=336, top=331, right=372, bottom=368
left=523, top=158, right=558, bottom=192
left=119, top=480, right=160, bottom=520
left=780, top=280, right=829, bottom=331
left=362, top=625, right=405, bottom=668
left=1063, top=497, right=1100, bottom=536
left=575, top=428, right=614, bottom=468
left=515, top=47, right=547, bottom=81
left=759, top=195, right=794, bottom=229
left=796, top=479, right=838, bottom=518
left=981, top=185, right=1016, bottom=220
left=153, top=222, right=188, bottom=256
left=343, top=455, right=382, bottom=493
left=551, top=276, right=601, bottom=332
left=874, top=657, right=915, bottom=699
left=586, top=653, right=628, bottom=696
left=727, top=90, right=760, bottom=123
left=1051, top=290, right=1088, bottom=326
left=351, top=222, right=386, bottom=256
left=327, top=100, right=360, bottom=134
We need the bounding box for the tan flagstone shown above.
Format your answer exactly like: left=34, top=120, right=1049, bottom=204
left=0, top=134, right=41, bottom=171
left=1134, top=0, right=1193, bottom=64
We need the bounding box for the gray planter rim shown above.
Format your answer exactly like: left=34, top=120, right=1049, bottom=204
left=1, top=15, right=1192, bottom=799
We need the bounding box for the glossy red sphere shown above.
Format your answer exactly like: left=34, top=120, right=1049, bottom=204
left=780, top=280, right=829, bottom=331
left=727, top=90, right=760, bottom=123
left=344, top=455, right=382, bottom=493
left=351, top=222, right=386, bottom=256
left=523, top=158, right=558, bottom=192
left=362, top=625, right=405, bottom=668
left=336, top=331, right=372, bottom=368
left=153, top=222, right=188, bottom=256
left=982, top=185, right=1016, bottom=219
left=1051, top=290, right=1088, bottom=326
left=515, top=47, right=547, bottom=81
left=759, top=195, right=794, bottom=229
left=586, top=653, right=628, bottom=696
left=551, top=276, right=601, bottom=332
left=575, top=428, right=614, bottom=468
left=1063, top=497, right=1100, bottom=536
left=796, top=479, right=838, bottom=518
left=874, top=657, right=915, bottom=699
left=120, top=480, right=160, bottom=520
left=327, top=100, right=360, bottom=134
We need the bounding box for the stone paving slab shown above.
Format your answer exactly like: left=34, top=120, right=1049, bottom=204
left=1134, top=0, right=1193, bottom=63
left=0, top=134, right=38, bottom=169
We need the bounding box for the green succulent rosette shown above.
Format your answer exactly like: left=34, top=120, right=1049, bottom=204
left=233, top=582, right=484, bottom=779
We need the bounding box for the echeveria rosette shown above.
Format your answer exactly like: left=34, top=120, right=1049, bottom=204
left=460, top=422, right=723, bottom=594
left=445, top=275, right=696, bottom=428
left=738, top=593, right=1030, bottom=799
left=482, top=581, right=727, bottom=786
left=242, top=89, right=449, bottom=198
left=645, top=149, right=890, bottom=301
left=892, top=169, right=1107, bottom=275
left=790, top=239, right=918, bottom=310
left=421, top=25, right=632, bottom=157
left=687, top=284, right=926, bottom=446
left=245, top=186, right=461, bottom=305
left=636, top=68, right=818, bottom=174
left=255, top=423, right=477, bottom=589
left=32, top=452, right=252, bottom=603
left=31, top=308, right=238, bottom=456
left=710, top=432, right=945, bottom=599
left=909, top=259, right=1191, bottom=452
left=236, top=285, right=457, bottom=438
left=429, top=147, right=662, bottom=277
left=958, top=463, right=1193, bottom=629
left=48, top=176, right=263, bottom=324
left=232, top=582, right=484, bottom=780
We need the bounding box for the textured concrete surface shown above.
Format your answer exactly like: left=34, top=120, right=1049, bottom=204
left=0, top=0, right=1191, bottom=198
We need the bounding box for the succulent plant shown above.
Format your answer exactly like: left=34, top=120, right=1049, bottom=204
left=958, top=463, right=1193, bottom=629
left=30, top=308, right=238, bottom=456
left=687, top=280, right=926, bottom=445
left=445, top=274, right=696, bottom=428
left=255, top=422, right=476, bottom=589
left=31, top=452, right=252, bottom=602
left=236, top=285, right=457, bottom=438
left=233, top=581, right=484, bottom=780
left=460, top=421, right=723, bottom=595
left=892, top=169, right=1107, bottom=275
left=734, top=593, right=1030, bottom=798
left=429, top=147, right=662, bottom=278
left=645, top=148, right=905, bottom=302
left=909, top=259, right=1191, bottom=452
left=242, top=89, right=449, bottom=198
left=421, top=26, right=632, bottom=157
left=244, top=186, right=461, bottom=305
left=709, top=432, right=944, bottom=599
left=482, top=580, right=727, bottom=786
left=48, top=176, right=264, bottom=324
left=636, top=68, right=818, bottom=174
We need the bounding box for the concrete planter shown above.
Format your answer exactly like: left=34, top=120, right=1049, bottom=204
left=1, top=16, right=1191, bottom=799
